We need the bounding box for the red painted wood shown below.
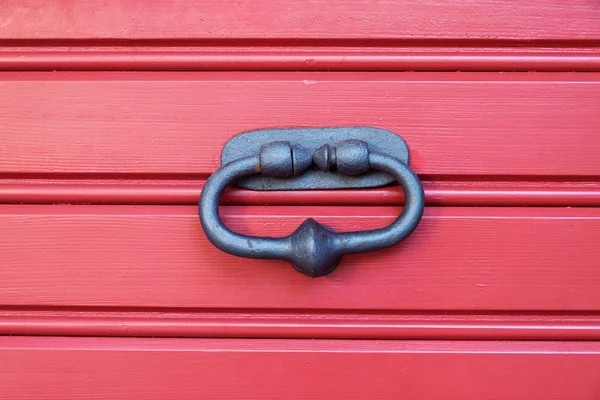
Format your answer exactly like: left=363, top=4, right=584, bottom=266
left=2, top=0, right=599, bottom=41
left=1, top=337, right=599, bottom=399
left=4, top=0, right=599, bottom=393
left=2, top=181, right=600, bottom=206
left=2, top=50, right=600, bottom=72
left=1, top=72, right=599, bottom=178
left=1, top=205, right=599, bottom=311
left=2, top=309, right=600, bottom=341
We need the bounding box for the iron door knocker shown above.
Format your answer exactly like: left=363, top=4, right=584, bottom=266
left=199, top=127, right=425, bottom=277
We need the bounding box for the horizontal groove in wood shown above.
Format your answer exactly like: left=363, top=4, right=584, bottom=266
left=1, top=337, right=599, bottom=399
left=2, top=205, right=599, bottom=311
left=4, top=336, right=600, bottom=352
left=2, top=181, right=600, bottom=207
left=2, top=309, right=600, bottom=341
left=2, top=50, right=600, bottom=71
left=2, top=72, right=600, bottom=178
left=2, top=0, right=599, bottom=41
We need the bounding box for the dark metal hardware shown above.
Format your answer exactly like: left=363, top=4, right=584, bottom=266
left=199, top=128, right=424, bottom=278
left=221, top=127, right=409, bottom=190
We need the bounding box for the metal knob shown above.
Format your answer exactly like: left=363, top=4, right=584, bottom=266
left=199, top=139, right=424, bottom=277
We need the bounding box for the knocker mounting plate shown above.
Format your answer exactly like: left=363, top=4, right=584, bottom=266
left=221, top=127, right=409, bottom=190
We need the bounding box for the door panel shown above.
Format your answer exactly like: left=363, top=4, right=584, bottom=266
left=1, top=205, right=599, bottom=311
left=2, top=0, right=599, bottom=41
left=3, top=1, right=599, bottom=396
left=2, top=49, right=600, bottom=72
left=2, top=309, right=600, bottom=341
left=1, top=72, right=599, bottom=178
left=2, top=180, right=600, bottom=207
left=1, top=337, right=599, bottom=399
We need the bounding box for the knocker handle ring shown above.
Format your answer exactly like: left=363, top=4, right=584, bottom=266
left=199, top=139, right=424, bottom=277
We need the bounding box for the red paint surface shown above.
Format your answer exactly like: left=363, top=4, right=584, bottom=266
left=1, top=309, right=600, bottom=341
left=2, top=50, right=600, bottom=72
left=3, top=1, right=600, bottom=394
left=1, top=337, right=600, bottom=399
left=1, top=72, right=599, bottom=178
left=1, top=205, right=599, bottom=311
left=2, top=181, right=600, bottom=206
left=2, top=0, right=599, bottom=41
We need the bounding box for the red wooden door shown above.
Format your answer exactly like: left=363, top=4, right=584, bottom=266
left=1, top=1, right=600, bottom=398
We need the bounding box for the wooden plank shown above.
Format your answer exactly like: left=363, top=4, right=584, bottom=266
left=2, top=50, right=600, bottom=72
left=1, top=205, right=599, bottom=311
left=2, top=309, right=600, bottom=341
left=1, top=337, right=599, bottom=399
left=1, top=72, right=600, bottom=178
left=2, top=180, right=600, bottom=206
left=1, top=0, right=599, bottom=41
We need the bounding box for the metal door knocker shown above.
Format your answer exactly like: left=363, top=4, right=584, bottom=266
left=199, top=127, right=424, bottom=277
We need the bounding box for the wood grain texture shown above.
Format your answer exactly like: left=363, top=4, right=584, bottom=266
left=1, top=72, right=600, bottom=178
left=2, top=309, right=600, bottom=341
left=1, top=0, right=599, bottom=41
left=1, top=205, right=599, bottom=311
left=1, top=337, right=600, bottom=399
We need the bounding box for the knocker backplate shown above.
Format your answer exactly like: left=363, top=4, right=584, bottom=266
left=221, top=127, right=409, bottom=190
